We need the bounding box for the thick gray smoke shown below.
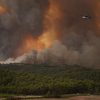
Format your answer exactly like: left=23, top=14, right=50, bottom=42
left=3, top=38, right=100, bottom=68
left=0, top=0, right=49, bottom=59
left=0, top=0, right=100, bottom=68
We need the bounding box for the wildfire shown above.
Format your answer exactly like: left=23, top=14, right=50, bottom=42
left=15, top=32, right=54, bottom=56
left=38, top=0, right=62, bottom=50
left=16, top=35, right=43, bottom=55
left=38, top=32, right=55, bottom=48
left=0, top=6, right=8, bottom=15
left=43, top=0, right=61, bottom=39
left=15, top=0, right=62, bottom=56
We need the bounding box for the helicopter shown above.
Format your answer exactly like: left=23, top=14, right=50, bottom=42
left=82, top=15, right=92, bottom=20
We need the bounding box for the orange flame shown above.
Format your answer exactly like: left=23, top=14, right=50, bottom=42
left=16, top=35, right=44, bottom=55
left=43, top=0, right=61, bottom=38
left=0, top=6, right=8, bottom=15
left=40, top=0, right=62, bottom=49
left=15, top=0, right=62, bottom=56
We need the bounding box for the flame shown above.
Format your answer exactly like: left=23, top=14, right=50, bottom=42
left=15, top=0, right=62, bottom=56
left=16, top=32, right=55, bottom=55
left=40, top=0, right=62, bottom=47
left=16, top=35, right=44, bottom=55
left=15, top=32, right=53, bottom=56
left=38, top=0, right=62, bottom=49
left=0, top=6, right=8, bottom=15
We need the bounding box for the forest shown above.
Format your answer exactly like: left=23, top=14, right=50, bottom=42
left=0, top=64, right=100, bottom=97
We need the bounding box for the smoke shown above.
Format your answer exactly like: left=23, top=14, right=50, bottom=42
left=0, top=0, right=49, bottom=59
left=0, top=0, right=100, bottom=68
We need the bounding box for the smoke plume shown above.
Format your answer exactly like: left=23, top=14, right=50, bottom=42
left=0, top=0, right=100, bottom=68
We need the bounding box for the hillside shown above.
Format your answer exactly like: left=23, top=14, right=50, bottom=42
left=0, top=64, right=100, bottom=96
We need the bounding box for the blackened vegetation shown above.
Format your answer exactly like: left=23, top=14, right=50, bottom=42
left=0, top=64, right=100, bottom=96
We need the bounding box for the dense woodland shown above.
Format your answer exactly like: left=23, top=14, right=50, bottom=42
left=0, top=64, right=100, bottom=96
